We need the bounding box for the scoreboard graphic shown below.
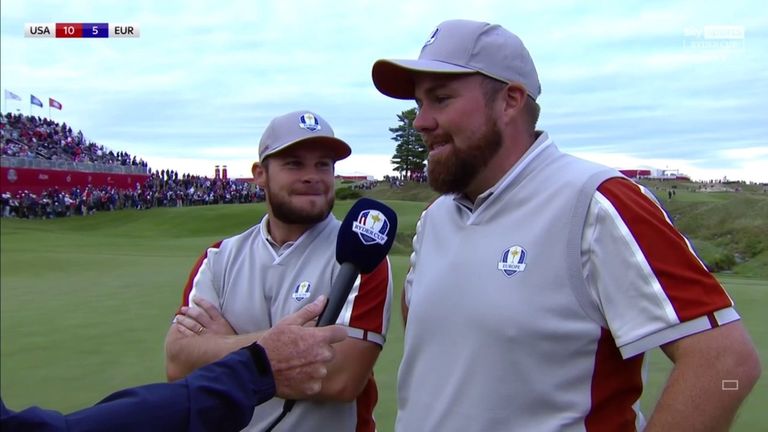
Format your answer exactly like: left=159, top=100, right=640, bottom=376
left=25, top=23, right=140, bottom=38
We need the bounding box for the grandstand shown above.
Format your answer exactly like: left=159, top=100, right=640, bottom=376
left=1, top=113, right=263, bottom=219
left=1, top=113, right=149, bottom=195
left=619, top=167, right=691, bottom=181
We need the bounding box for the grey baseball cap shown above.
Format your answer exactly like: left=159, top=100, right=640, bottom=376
left=258, top=110, right=351, bottom=162
left=372, top=19, right=541, bottom=100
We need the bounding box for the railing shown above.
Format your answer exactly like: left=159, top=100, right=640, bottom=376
left=0, top=156, right=149, bottom=175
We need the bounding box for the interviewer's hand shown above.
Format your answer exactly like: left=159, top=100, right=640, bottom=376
left=259, top=296, right=348, bottom=399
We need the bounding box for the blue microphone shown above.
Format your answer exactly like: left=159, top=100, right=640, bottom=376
left=317, top=197, right=398, bottom=326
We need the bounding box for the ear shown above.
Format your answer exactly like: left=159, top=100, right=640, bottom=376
left=500, top=84, right=528, bottom=122
left=252, top=161, right=266, bottom=188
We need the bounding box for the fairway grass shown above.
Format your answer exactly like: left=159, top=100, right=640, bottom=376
left=1, top=204, right=765, bottom=431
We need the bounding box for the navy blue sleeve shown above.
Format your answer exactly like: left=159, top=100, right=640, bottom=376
left=0, top=401, right=67, bottom=432
left=1, top=345, right=276, bottom=432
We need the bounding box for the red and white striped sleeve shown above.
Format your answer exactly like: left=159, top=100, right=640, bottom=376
left=176, top=240, right=223, bottom=312
left=583, top=177, right=738, bottom=358
left=337, top=257, right=393, bottom=346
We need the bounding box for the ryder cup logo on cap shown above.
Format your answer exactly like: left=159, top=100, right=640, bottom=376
left=371, top=19, right=541, bottom=101
left=299, top=113, right=321, bottom=132
left=292, top=281, right=312, bottom=302
left=258, top=110, right=352, bottom=162
left=497, top=245, right=528, bottom=277
left=353, top=209, right=390, bottom=245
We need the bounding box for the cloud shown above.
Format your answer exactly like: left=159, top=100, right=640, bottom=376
left=1, top=0, right=766, bottom=186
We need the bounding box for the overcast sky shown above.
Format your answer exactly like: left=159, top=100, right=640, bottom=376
left=1, top=0, right=766, bottom=182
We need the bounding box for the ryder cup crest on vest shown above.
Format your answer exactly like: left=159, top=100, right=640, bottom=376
left=352, top=209, right=391, bottom=245
left=498, top=245, right=528, bottom=277
left=292, top=281, right=312, bottom=302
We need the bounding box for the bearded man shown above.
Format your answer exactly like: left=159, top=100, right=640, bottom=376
left=164, top=110, right=393, bottom=432
left=372, top=19, right=760, bottom=432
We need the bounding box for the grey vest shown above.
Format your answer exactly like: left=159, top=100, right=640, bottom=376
left=397, top=141, right=623, bottom=432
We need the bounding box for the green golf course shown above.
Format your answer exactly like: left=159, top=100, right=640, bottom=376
left=1, top=183, right=766, bottom=431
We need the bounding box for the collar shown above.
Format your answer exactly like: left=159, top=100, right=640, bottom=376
left=259, top=213, right=334, bottom=258
left=453, top=131, right=553, bottom=214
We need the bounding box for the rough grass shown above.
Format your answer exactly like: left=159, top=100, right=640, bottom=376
left=643, top=181, right=768, bottom=277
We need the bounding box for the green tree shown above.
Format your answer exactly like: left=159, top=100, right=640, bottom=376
left=389, top=108, right=426, bottom=179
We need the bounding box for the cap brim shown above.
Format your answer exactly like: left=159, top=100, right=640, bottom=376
left=372, top=59, right=476, bottom=99
left=261, top=136, right=351, bottom=162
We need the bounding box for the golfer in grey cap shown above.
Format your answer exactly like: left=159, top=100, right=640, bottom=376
left=372, top=19, right=760, bottom=432
left=166, top=110, right=394, bottom=432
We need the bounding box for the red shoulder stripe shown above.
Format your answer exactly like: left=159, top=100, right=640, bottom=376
left=349, top=257, right=390, bottom=334
left=597, top=178, right=731, bottom=321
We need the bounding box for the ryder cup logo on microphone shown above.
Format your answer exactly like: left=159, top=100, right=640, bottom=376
left=352, top=209, right=390, bottom=245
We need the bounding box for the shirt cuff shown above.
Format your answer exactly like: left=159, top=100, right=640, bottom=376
left=346, top=327, right=385, bottom=346
left=619, top=307, right=740, bottom=359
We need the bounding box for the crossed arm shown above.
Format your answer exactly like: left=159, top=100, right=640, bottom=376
left=164, top=297, right=381, bottom=402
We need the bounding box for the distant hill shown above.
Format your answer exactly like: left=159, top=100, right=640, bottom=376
left=353, top=180, right=768, bottom=278
left=639, top=180, right=768, bottom=278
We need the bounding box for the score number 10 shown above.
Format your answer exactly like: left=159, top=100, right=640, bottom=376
left=56, top=23, right=108, bottom=38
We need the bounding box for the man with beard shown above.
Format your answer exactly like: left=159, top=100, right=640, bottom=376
left=164, top=110, right=393, bottom=432
left=371, top=20, right=760, bottom=432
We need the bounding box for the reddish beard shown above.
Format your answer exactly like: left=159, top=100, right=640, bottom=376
left=427, top=116, right=502, bottom=195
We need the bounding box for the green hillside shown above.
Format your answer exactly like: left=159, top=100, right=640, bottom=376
left=639, top=180, right=768, bottom=278
left=349, top=180, right=768, bottom=278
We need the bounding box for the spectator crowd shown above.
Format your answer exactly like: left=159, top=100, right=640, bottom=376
left=1, top=114, right=265, bottom=219
left=1, top=113, right=147, bottom=168
left=1, top=170, right=265, bottom=219
left=0, top=114, right=440, bottom=220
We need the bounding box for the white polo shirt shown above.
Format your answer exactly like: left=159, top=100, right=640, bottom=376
left=181, top=214, right=393, bottom=432
left=397, top=132, right=737, bottom=432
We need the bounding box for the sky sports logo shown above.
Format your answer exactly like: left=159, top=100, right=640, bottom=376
left=683, top=25, right=745, bottom=50
left=25, top=23, right=140, bottom=38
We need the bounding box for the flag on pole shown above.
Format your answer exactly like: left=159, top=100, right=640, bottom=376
left=4, top=90, right=21, bottom=101
left=49, top=98, right=63, bottom=110
left=30, top=94, right=43, bottom=107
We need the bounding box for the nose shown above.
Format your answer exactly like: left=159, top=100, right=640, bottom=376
left=301, top=171, right=318, bottom=183
left=412, top=106, right=436, bottom=133
left=300, top=166, right=324, bottom=184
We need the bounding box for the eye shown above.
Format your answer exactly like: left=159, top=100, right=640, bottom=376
left=434, top=94, right=451, bottom=104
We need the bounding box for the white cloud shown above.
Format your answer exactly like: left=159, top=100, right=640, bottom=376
left=717, top=146, right=768, bottom=160
left=1, top=0, right=766, bottom=186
